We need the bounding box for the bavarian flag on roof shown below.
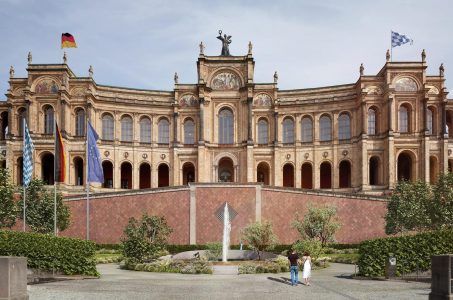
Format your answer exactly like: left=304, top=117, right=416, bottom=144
left=61, top=33, right=77, bottom=49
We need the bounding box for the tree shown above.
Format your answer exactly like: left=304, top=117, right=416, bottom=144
left=292, top=205, right=341, bottom=246
left=121, top=214, right=173, bottom=262
left=17, top=179, right=70, bottom=234
left=241, top=221, right=278, bottom=260
left=385, top=180, right=431, bottom=235
left=0, top=168, right=17, bottom=228
left=430, top=172, right=453, bottom=230
left=293, top=239, right=323, bottom=261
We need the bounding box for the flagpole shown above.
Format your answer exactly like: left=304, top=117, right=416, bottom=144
left=22, top=118, right=26, bottom=232
left=86, top=119, right=90, bottom=240
left=390, top=30, right=393, bottom=62
left=54, top=120, right=57, bottom=236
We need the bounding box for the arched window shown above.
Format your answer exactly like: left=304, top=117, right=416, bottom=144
left=75, top=109, right=85, bottom=136
left=338, top=113, right=351, bottom=140
left=427, top=108, right=433, bottom=135
left=121, top=115, right=133, bottom=142
left=184, top=119, right=195, bottom=145
left=368, top=108, right=376, bottom=135
left=139, top=117, right=151, bottom=143
left=219, top=108, right=233, bottom=144
left=44, top=106, right=54, bottom=134
left=17, top=108, right=26, bottom=136
left=158, top=118, right=170, bottom=144
left=399, top=105, right=409, bottom=133
left=257, top=119, right=268, bottom=145
left=301, top=117, right=313, bottom=143
left=319, top=115, right=332, bottom=141
left=282, top=118, right=294, bottom=144
left=102, top=114, right=114, bottom=140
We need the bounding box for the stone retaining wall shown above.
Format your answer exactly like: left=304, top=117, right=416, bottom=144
left=60, top=184, right=388, bottom=244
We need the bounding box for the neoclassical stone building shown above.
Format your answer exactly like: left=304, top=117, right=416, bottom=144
left=0, top=46, right=452, bottom=195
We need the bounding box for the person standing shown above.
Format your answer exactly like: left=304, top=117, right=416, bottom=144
left=302, top=252, right=312, bottom=286
left=287, top=249, right=300, bottom=286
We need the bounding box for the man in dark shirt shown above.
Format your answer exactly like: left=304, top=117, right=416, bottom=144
left=287, top=249, right=300, bottom=286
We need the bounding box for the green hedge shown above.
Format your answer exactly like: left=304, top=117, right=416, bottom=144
left=358, top=229, right=453, bottom=277
left=0, top=230, right=98, bottom=276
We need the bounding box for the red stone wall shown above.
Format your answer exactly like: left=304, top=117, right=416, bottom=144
left=52, top=185, right=387, bottom=245
left=261, top=189, right=387, bottom=244
left=62, top=189, right=190, bottom=244
left=195, top=186, right=256, bottom=244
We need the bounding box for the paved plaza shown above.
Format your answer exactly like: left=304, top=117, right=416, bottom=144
left=28, top=263, right=430, bottom=300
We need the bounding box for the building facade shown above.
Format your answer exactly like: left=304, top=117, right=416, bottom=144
left=0, top=47, right=452, bottom=195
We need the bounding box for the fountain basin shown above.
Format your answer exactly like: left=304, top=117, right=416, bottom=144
left=170, top=249, right=278, bottom=261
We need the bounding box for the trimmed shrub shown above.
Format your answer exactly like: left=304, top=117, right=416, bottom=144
left=238, top=259, right=287, bottom=274
left=0, top=230, right=98, bottom=276
left=358, top=229, right=453, bottom=277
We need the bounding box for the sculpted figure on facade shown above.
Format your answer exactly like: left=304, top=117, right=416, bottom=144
left=254, top=93, right=272, bottom=106
left=395, top=77, right=418, bottom=92
left=217, top=30, right=232, bottom=56
left=35, top=79, right=59, bottom=94
left=211, top=72, right=240, bottom=90
left=179, top=94, right=198, bottom=106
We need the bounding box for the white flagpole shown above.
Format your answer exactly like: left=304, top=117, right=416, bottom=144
left=86, top=119, right=90, bottom=240
left=22, top=118, right=26, bottom=232
left=54, top=120, right=57, bottom=236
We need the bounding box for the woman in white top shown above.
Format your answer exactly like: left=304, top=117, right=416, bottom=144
left=302, top=252, right=312, bottom=286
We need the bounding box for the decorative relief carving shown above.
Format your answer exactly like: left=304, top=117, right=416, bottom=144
left=427, top=85, right=440, bottom=95
left=71, top=87, right=87, bottom=97
left=395, top=77, right=418, bottom=92
left=104, top=150, right=110, bottom=157
left=342, top=150, right=348, bottom=157
left=13, top=88, right=24, bottom=96
left=365, top=85, right=383, bottom=95
left=323, top=151, right=328, bottom=158
left=35, top=78, right=59, bottom=94
left=253, top=93, right=272, bottom=106
left=211, top=72, right=240, bottom=90
left=179, top=94, right=198, bottom=107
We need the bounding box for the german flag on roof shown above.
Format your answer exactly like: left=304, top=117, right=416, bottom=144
left=61, top=33, right=77, bottom=49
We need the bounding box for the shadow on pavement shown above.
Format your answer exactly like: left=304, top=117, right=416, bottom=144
left=267, top=277, right=302, bottom=286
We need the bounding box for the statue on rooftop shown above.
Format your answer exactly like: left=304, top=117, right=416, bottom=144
left=9, top=66, right=14, bottom=78
left=199, top=41, right=205, bottom=55
left=217, top=30, right=232, bottom=56
left=28, top=52, right=32, bottom=64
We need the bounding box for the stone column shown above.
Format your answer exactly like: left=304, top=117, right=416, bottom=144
left=173, top=112, right=179, bottom=145
left=442, top=100, right=447, bottom=136
left=198, top=98, right=205, bottom=143
left=274, top=112, right=279, bottom=145
left=247, top=97, right=253, bottom=143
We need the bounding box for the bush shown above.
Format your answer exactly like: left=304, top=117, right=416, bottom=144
left=18, top=179, right=70, bottom=234
left=205, top=242, right=222, bottom=261
left=241, top=221, right=278, bottom=260
left=292, top=205, right=341, bottom=246
left=121, top=214, right=172, bottom=262
left=238, top=258, right=288, bottom=274
left=0, top=230, right=98, bottom=276
left=123, top=258, right=212, bottom=274
left=293, top=239, right=322, bottom=261
left=358, top=229, right=453, bottom=277
left=0, top=169, right=17, bottom=229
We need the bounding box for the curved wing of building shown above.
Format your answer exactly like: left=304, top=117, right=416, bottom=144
left=0, top=49, right=451, bottom=195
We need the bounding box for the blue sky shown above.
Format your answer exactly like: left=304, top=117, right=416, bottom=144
left=0, top=0, right=452, bottom=98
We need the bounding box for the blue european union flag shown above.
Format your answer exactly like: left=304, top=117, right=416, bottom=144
left=87, top=121, right=104, bottom=183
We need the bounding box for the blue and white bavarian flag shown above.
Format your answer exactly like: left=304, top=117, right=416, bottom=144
left=23, top=120, right=34, bottom=186
left=391, top=31, right=413, bottom=48
left=87, top=121, right=104, bottom=183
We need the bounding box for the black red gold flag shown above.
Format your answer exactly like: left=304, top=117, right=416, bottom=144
left=61, top=33, right=77, bottom=49
left=55, top=123, right=66, bottom=182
